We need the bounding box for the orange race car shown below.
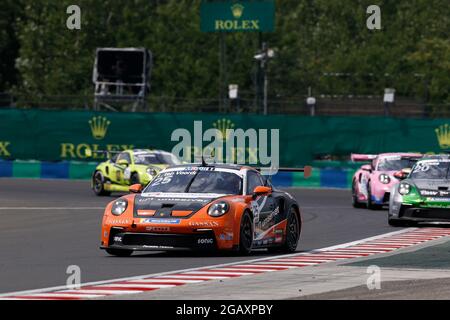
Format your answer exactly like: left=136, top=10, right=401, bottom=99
left=100, top=163, right=311, bottom=256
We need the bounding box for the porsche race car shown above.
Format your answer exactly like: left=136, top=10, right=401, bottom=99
left=351, top=153, right=422, bottom=209
left=389, top=156, right=450, bottom=226
left=100, top=163, right=311, bottom=256
left=92, top=149, right=182, bottom=196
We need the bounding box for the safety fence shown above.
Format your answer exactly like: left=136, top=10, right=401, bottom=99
left=0, top=108, right=450, bottom=166
left=0, top=160, right=355, bottom=189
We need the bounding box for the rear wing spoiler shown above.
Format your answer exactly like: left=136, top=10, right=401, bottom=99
left=351, top=154, right=377, bottom=162
left=399, top=155, right=423, bottom=160
left=85, top=149, right=121, bottom=159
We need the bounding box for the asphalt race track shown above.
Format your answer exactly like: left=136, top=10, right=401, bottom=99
left=0, top=178, right=396, bottom=294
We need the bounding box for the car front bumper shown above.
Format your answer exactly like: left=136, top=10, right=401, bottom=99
left=370, top=191, right=391, bottom=205
left=390, top=204, right=450, bottom=223
left=101, top=229, right=221, bottom=251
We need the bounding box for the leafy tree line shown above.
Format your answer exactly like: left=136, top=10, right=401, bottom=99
left=0, top=0, right=449, bottom=108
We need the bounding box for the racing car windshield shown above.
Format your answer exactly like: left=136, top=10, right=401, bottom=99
left=409, top=161, right=450, bottom=179
left=144, top=169, right=243, bottom=194
left=134, top=153, right=181, bottom=165
left=377, top=158, right=417, bottom=171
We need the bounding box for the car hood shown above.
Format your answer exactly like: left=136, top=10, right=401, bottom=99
left=133, top=192, right=226, bottom=218
left=408, top=179, right=450, bottom=197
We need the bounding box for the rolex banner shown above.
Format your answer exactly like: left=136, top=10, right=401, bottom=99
left=0, top=108, right=449, bottom=166
left=200, top=0, right=275, bottom=32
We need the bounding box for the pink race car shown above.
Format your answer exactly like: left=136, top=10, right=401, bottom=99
left=351, top=153, right=422, bottom=209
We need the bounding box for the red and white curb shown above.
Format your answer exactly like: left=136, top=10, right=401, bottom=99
left=2, top=227, right=450, bottom=300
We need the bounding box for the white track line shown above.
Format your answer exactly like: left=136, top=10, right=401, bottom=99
left=158, top=275, right=229, bottom=280
left=26, top=293, right=104, bottom=299
left=60, top=289, right=139, bottom=295
left=209, top=267, right=276, bottom=273
left=127, top=279, right=204, bottom=284
left=95, top=284, right=176, bottom=289
left=184, top=271, right=255, bottom=276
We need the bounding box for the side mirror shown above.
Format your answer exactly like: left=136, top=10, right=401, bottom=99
left=361, top=164, right=372, bottom=172
left=117, top=159, right=129, bottom=166
left=394, top=168, right=411, bottom=180
left=129, top=184, right=143, bottom=193
left=252, top=186, right=272, bottom=198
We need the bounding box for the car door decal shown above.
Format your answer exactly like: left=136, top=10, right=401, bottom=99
left=112, top=164, right=125, bottom=183
left=251, top=196, right=282, bottom=244
left=251, top=196, right=267, bottom=240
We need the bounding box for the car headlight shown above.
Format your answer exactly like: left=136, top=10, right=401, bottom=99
left=208, top=201, right=230, bottom=217
left=146, top=168, right=158, bottom=176
left=111, top=199, right=128, bottom=216
left=398, top=183, right=411, bottom=195
left=379, top=174, right=390, bottom=184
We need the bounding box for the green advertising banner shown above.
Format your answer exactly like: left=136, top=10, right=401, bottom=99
left=0, top=108, right=450, bottom=166
left=200, top=0, right=275, bottom=32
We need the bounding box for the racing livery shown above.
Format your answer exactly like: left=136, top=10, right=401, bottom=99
left=351, top=153, right=422, bottom=209
left=100, top=163, right=310, bottom=256
left=389, top=156, right=450, bottom=226
left=92, top=149, right=181, bottom=196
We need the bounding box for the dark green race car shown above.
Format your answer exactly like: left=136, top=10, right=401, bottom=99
left=389, top=156, right=450, bottom=226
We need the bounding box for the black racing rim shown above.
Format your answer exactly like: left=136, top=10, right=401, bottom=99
left=130, top=173, right=139, bottom=185
left=241, top=214, right=253, bottom=250
left=352, top=182, right=357, bottom=204
left=286, top=211, right=299, bottom=249
left=367, top=184, right=372, bottom=206
left=93, top=172, right=103, bottom=193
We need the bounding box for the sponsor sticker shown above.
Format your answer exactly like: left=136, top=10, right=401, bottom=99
left=426, top=198, right=450, bottom=202
left=420, top=190, right=450, bottom=197
left=188, top=221, right=220, bottom=227
left=143, top=218, right=181, bottom=224
left=106, top=218, right=131, bottom=225
left=197, top=238, right=214, bottom=245
left=145, top=226, right=171, bottom=232
left=142, top=245, right=174, bottom=249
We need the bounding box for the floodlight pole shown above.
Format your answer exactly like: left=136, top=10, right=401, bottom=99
left=255, top=42, right=273, bottom=115
left=263, top=70, right=268, bottom=115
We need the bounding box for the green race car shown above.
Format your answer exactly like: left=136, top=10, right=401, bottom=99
left=91, top=149, right=182, bottom=196
left=388, top=155, right=450, bottom=226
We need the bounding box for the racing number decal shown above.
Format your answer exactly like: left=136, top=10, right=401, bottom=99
left=413, top=162, right=430, bottom=173
left=250, top=196, right=268, bottom=240
left=116, top=169, right=122, bottom=182
left=151, top=173, right=174, bottom=186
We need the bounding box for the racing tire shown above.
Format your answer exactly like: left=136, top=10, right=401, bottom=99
left=352, top=181, right=365, bottom=208
left=130, top=173, right=140, bottom=185
left=239, top=212, right=253, bottom=255
left=367, top=183, right=382, bottom=210
left=105, top=248, right=133, bottom=257
left=269, top=207, right=301, bottom=254
left=93, top=171, right=111, bottom=196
